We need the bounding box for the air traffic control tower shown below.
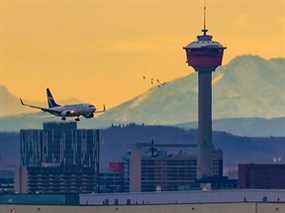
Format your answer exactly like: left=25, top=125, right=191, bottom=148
left=183, top=6, right=226, bottom=178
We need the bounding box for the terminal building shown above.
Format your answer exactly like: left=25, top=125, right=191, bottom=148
left=16, top=122, right=100, bottom=194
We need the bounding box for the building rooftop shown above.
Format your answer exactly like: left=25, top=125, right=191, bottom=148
left=133, top=143, right=198, bottom=160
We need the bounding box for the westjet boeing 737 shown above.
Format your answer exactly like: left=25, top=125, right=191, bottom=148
left=20, top=88, right=106, bottom=121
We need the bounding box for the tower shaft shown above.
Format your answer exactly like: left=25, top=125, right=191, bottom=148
left=198, top=71, right=214, bottom=178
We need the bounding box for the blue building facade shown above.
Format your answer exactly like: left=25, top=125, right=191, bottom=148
left=18, top=122, right=100, bottom=194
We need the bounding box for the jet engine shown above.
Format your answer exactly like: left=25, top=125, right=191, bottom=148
left=60, top=110, right=72, bottom=117
left=83, top=113, right=94, bottom=118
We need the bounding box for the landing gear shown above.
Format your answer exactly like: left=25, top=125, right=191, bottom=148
left=75, top=117, right=80, bottom=122
left=61, top=117, right=66, bottom=121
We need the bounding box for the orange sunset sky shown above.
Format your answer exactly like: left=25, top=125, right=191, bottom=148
left=1, top=0, right=285, bottom=107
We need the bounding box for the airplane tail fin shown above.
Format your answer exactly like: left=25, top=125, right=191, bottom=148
left=46, top=88, right=60, bottom=108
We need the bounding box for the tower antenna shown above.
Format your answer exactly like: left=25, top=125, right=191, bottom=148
left=202, top=0, right=208, bottom=35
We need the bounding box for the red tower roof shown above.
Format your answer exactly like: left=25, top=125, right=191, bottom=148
left=183, top=32, right=226, bottom=71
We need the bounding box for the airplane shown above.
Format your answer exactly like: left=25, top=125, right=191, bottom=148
left=20, top=88, right=106, bottom=122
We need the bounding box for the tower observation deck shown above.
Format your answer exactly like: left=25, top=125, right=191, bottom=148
left=183, top=5, right=226, bottom=178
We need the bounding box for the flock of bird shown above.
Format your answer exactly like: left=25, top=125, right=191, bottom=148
left=142, top=76, right=168, bottom=88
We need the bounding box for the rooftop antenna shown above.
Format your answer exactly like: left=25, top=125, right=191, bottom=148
left=202, top=0, right=208, bottom=35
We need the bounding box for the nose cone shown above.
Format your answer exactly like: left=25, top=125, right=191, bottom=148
left=88, top=105, right=96, bottom=112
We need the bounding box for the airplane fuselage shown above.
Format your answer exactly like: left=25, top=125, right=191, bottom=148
left=50, top=104, right=96, bottom=118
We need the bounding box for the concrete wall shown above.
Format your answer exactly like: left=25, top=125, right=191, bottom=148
left=1, top=203, right=285, bottom=213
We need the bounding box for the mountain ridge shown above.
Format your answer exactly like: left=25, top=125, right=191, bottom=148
left=0, top=55, right=284, bottom=136
left=93, top=55, right=285, bottom=125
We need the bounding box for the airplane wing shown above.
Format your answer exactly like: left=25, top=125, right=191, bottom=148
left=20, top=99, right=60, bottom=114
left=95, top=105, right=106, bottom=113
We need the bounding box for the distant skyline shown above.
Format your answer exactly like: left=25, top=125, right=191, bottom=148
left=2, top=0, right=284, bottom=107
